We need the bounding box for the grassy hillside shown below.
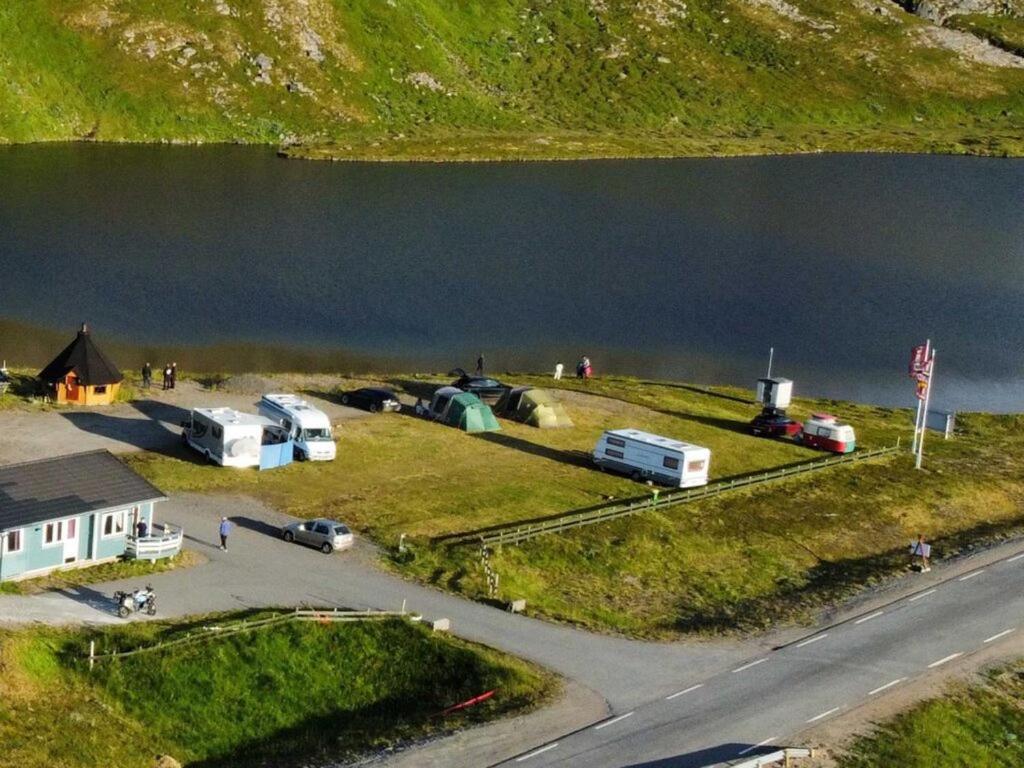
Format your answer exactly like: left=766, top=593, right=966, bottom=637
left=0, top=614, right=554, bottom=768
left=838, top=662, right=1024, bottom=767
left=1, top=0, right=1023, bottom=158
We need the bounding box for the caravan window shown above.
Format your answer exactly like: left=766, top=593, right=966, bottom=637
left=663, top=456, right=680, bottom=470
left=607, top=437, right=626, bottom=448
left=605, top=448, right=624, bottom=459
left=212, top=425, right=223, bottom=439
left=687, top=459, right=706, bottom=473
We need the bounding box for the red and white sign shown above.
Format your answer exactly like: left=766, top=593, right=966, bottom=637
left=909, top=344, right=930, bottom=377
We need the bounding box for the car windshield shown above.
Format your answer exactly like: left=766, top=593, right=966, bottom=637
left=333, top=525, right=350, bottom=535
left=303, top=428, right=332, bottom=441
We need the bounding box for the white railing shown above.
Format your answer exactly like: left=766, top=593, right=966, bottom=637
left=126, top=524, right=183, bottom=561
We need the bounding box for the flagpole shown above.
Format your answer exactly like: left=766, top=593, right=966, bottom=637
left=911, top=339, right=929, bottom=454
left=915, top=347, right=935, bottom=470
left=766, top=346, right=774, bottom=379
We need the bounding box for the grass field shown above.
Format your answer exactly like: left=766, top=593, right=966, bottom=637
left=838, top=662, right=1024, bottom=767
left=1, top=1, right=1023, bottom=158
left=0, top=613, right=554, bottom=768
left=125, top=374, right=1024, bottom=637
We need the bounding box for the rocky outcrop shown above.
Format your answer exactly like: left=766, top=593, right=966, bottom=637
left=913, top=0, right=1023, bottom=23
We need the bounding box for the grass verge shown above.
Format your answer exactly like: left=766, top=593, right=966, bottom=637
left=0, top=551, right=203, bottom=596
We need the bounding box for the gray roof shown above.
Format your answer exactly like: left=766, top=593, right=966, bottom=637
left=0, top=450, right=166, bottom=532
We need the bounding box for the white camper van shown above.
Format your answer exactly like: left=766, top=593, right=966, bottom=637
left=593, top=429, right=711, bottom=488
left=258, top=394, right=336, bottom=461
left=183, top=408, right=267, bottom=468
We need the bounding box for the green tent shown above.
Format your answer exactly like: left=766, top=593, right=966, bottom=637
left=447, top=392, right=501, bottom=433
left=506, top=387, right=574, bottom=429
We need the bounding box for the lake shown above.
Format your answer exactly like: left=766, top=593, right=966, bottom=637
left=0, top=145, right=1021, bottom=412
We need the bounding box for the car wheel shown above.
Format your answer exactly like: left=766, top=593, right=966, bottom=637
left=283, top=530, right=294, bottom=543
left=369, top=403, right=378, bottom=413
left=341, top=394, right=350, bottom=405
left=118, top=606, right=129, bottom=618
left=321, top=542, right=333, bottom=554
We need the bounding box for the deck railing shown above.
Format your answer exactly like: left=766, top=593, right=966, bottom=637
left=126, top=524, right=184, bottom=561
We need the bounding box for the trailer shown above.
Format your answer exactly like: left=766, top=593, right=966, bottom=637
left=258, top=393, right=336, bottom=461
left=800, top=413, right=856, bottom=454
left=593, top=429, right=711, bottom=487
left=182, top=407, right=293, bottom=469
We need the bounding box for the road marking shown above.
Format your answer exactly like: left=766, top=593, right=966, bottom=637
left=928, top=652, right=963, bottom=668
left=594, top=712, right=634, bottom=730
left=909, top=589, right=937, bottom=602
left=666, top=684, right=704, bottom=700
left=806, top=706, right=841, bottom=723
left=958, top=570, right=985, bottom=582
left=855, top=611, right=884, bottom=625
left=732, top=658, right=769, bottom=673
left=517, top=743, right=559, bottom=762
left=737, top=737, right=777, bottom=756
left=1006, top=553, right=1024, bottom=563
left=984, top=628, right=1016, bottom=644
left=796, top=634, right=828, bottom=648
left=869, top=678, right=905, bottom=696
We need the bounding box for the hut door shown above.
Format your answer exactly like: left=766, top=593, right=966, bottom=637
left=63, top=518, right=79, bottom=563
left=65, top=374, right=79, bottom=402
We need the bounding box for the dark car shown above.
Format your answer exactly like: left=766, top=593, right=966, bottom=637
left=339, top=387, right=401, bottom=413
left=449, top=369, right=510, bottom=406
left=749, top=409, right=802, bottom=438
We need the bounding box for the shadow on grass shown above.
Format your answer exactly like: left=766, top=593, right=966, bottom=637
left=474, top=432, right=593, bottom=469
left=637, top=380, right=753, bottom=405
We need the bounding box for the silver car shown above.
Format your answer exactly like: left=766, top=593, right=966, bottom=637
left=281, top=518, right=354, bottom=554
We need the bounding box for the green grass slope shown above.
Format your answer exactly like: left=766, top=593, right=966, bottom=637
left=1, top=0, right=1023, bottom=157
left=0, top=615, right=554, bottom=768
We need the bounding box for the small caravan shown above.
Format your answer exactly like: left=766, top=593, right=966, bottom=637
left=593, top=429, right=711, bottom=487
left=258, top=394, right=336, bottom=461
left=800, top=413, right=856, bottom=454
left=182, top=408, right=293, bottom=469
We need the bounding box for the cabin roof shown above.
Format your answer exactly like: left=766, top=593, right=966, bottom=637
left=0, top=450, right=166, bottom=532
left=38, top=325, right=122, bottom=386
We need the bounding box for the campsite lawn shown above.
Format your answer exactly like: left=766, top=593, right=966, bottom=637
left=0, top=613, right=554, bottom=768
left=127, top=375, right=1024, bottom=637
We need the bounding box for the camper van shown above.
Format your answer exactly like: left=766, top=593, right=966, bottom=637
left=800, top=414, right=856, bottom=454
left=258, top=394, right=336, bottom=461
left=182, top=407, right=293, bottom=469
left=593, top=429, right=711, bottom=487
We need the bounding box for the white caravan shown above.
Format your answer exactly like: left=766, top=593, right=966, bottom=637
left=258, top=394, right=336, bottom=461
left=593, top=429, right=711, bottom=488
left=183, top=408, right=268, bottom=468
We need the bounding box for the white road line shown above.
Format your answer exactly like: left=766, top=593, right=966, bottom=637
left=928, top=652, right=963, bottom=668
left=909, top=589, right=937, bottom=602
left=666, top=684, right=704, bottom=700
left=594, top=712, right=634, bottom=730
left=796, top=634, right=829, bottom=648
left=958, top=570, right=985, bottom=582
left=869, top=678, right=906, bottom=696
left=984, top=628, right=1016, bottom=644
left=732, top=658, right=769, bottom=673
left=855, top=610, right=884, bottom=625
left=1006, top=553, right=1024, bottom=563
left=737, top=737, right=777, bottom=756
left=517, top=743, right=559, bottom=762
left=806, top=706, right=841, bottom=723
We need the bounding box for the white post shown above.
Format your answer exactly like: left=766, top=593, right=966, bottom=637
left=911, top=339, right=930, bottom=453
left=766, top=346, right=774, bottom=379
left=89, top=640, right=95, bottom=671
left=915, top=349, right=935, bottom=470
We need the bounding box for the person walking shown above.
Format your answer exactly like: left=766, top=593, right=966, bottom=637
left=162, top=363, right=172, bottom=391
left=475, top=353, right=485, bottom=376
left=553, top=362, right=564, bottom=380
left=170, top=362, right=178, bottom=390
left=219, top=517, right=232, bottom=551
left=142, top=362, right=152, bottom=389
left=910, top=534, right=931, bottom=572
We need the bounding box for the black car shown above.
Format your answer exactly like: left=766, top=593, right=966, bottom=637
left=749, top=409, right=802, bottom=439
left=449, top=369, right=510, bottom=406
left=339, top=387, right=402, bottom=413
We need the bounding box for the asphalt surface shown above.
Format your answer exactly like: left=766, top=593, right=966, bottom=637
left=496, top=549, right=1024, bottom=767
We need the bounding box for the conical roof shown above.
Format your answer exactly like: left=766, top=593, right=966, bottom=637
left=38, top=324, right=122, bottom=386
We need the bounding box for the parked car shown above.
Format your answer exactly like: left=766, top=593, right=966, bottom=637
left=339, top=387, right=401, bottom=413
left=449, top=369, right=509, bottom=406
left=281, top=519, right=355, bottom=554
left=749, top=409, right=802, bottom=438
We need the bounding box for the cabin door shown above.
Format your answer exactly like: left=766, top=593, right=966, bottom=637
left=63, top=517, right=79, bottom=563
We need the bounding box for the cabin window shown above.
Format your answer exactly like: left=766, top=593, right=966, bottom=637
left=663, top=456, right=680, bottom=470
left=94, top=385, right=107, bottom=394
left=607, top=437, right=626, bottom=448
left=605, top=449, right=624, bottom=459
left=43, top=521, right=64, bottom=546
left=2, top=529, right=22, bottom=554
left=102, top=511, right=126, bottom=538
left=687, top=460, right=706, bottom=473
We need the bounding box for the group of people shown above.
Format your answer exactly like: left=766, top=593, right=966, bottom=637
left=551, top=356, right=593, bottom=381
left=141, top=362, right=178, bottom=391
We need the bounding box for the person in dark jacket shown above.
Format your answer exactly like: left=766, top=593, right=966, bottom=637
left=170, top=362, right=178, bottom=389
left=162, top=363, right=172, bottom=391
left=142, top=362, right=152, bottom=389
left=476, top=353, right=485, bottom=376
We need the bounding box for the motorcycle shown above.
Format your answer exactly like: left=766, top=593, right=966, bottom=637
left=113, top=585, right=156, bottom=618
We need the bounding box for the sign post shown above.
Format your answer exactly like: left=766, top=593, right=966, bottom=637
left=908, top=341, right=935, bottom=470
left=915, top=348, right=935, bottom=470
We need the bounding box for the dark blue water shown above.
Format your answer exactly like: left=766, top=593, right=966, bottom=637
left=0, top=145, right=1021, bottom=411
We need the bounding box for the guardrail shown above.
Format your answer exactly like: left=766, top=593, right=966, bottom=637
left=126, top=524, right=184, bottom=561
left=441, top=444, right=901, bottom=548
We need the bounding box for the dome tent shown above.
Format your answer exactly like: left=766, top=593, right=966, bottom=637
left=504, top=387, right=573, bottom=429
left=429, top=387, right=501, bottom=433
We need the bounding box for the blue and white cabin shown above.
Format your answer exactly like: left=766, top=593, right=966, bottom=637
left=0, top=450, right=171, bottom=582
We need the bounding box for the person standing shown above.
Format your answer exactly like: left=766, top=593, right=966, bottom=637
left=162, top=363, right=172, bottom=391
left=142, top=362, right=152, bottom=389
left=219, top=517, right=232, bottom=551
left=475, top=353, right=485, bottom=376
left=554, top=362, right=563, bottom=380
left=910, top=534, right=931, bottom=572
left=170, top=362, right=178, bottom=390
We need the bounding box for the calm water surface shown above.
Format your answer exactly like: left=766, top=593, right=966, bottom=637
left=0, top=145, right=1021, bottom=411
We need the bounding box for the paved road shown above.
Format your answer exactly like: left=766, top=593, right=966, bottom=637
left=495, top=549, right=1024, bottom=767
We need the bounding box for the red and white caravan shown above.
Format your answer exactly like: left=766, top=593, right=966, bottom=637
left=800, top=413, right=856, bottom=454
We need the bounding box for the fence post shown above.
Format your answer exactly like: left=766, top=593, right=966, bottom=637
left=89, top=640, right=95, bottom=672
